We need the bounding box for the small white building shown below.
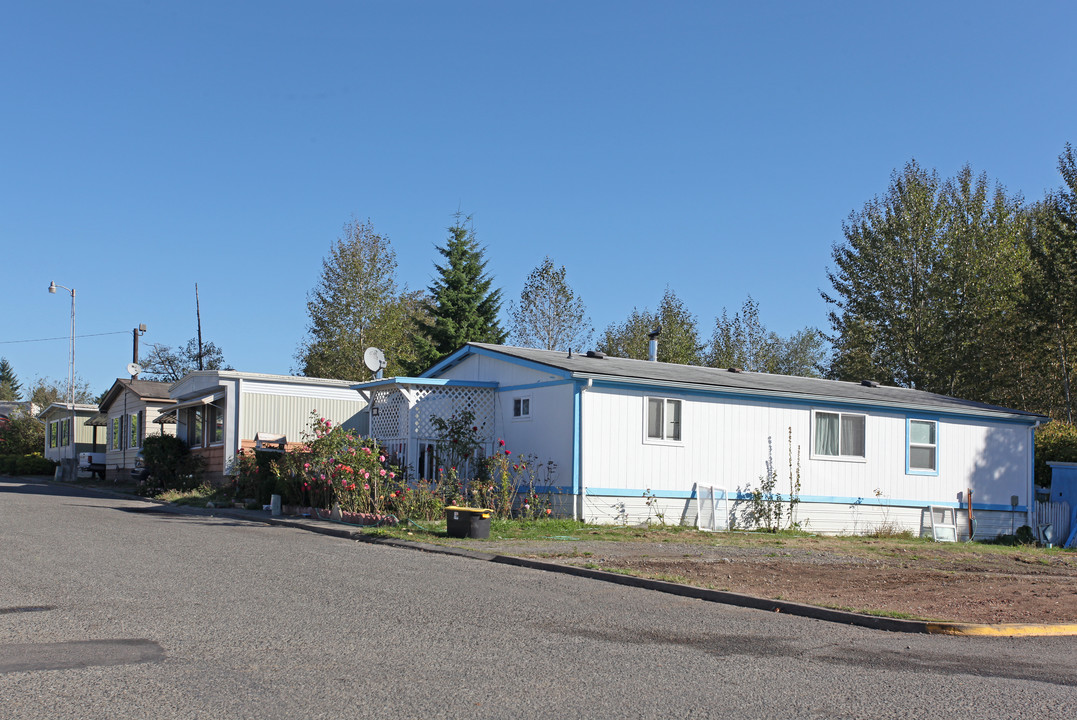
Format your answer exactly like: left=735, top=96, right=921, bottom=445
left=39, top=403, right=102, bottom=465
left=98, top=379, right=176, bottom=481
left=361, top=343, right=1048, bottom=538
left=159, top=370, right=368, bottom=485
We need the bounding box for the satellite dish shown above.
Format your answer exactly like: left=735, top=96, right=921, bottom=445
left=127, top=362, right=142, bottom=377
left=363, top=347, right=386, bottom=374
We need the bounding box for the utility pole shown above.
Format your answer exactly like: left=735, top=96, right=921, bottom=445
left=132, top=324, right=146, bottom=378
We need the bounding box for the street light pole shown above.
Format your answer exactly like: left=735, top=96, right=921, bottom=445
left=48, top=281, right=76, bottom=481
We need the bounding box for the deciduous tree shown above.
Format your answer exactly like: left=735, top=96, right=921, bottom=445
left=141, top=339, right=229, bottom=383
left=28, top=376, right=96, bottom=408
left=509, top=256, right=593, bottom=351
left=823, top=160, right=1029, bottom=398
left=598, top=288, right=702, bottom=365
left=297, top=218, right=425, bottom=380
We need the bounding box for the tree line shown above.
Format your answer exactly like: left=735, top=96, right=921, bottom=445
left=824, top=145, right=1077, bottom=422
left=296, top=143, right=1077, bottom=423
left=6, top=145, right=1073, bottom=424
left=295, top=214, right=827, bottom=383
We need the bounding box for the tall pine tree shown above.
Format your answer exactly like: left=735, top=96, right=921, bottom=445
left=413, top=214, right=505, bottom=370
left=0, top=357, right=21, bottom=401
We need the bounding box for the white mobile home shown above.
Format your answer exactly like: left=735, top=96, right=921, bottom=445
left=160, top=371, right=368, bottom=485
left=363, top=343, right=1047, bottom=539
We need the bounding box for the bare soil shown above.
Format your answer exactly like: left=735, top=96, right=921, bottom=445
left=471, top=534, right=1077, bottom=624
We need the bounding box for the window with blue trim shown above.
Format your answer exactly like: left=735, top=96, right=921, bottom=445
left=908, top=419, right=937, bottom=473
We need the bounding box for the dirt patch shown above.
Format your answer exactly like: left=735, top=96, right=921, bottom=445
left=474, top=536, right=1077, bottom=624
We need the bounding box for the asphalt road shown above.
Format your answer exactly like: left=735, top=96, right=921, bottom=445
left=2, top=478, right=1076, bottom=719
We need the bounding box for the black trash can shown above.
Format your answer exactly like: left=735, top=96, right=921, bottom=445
left=445, top=506, right=492, bottom=539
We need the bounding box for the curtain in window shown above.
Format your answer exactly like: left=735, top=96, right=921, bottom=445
left=840, top=415, right=865, bottom=457
left=815, top=412, right=839, bottom=455
left=666, top=400, right=681, bottom=441
left=647, top=398, right=663, bottom=439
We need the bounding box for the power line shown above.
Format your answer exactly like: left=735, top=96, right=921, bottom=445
left=0, top=331, right=130, bottom=345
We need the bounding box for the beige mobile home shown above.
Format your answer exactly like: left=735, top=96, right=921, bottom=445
left=39, top=403, right=102, bottom=466
left=98, top=379, right=176, bottom=482
left=159, top=370, right=368, bottom=485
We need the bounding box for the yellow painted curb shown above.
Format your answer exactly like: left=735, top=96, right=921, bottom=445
left=925, top=622, right=1077, bottom=637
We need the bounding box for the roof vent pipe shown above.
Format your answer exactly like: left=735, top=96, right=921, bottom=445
left=647, top=326, right=661, bottom=362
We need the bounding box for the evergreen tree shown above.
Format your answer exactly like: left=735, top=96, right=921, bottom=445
left=509, top=256, right=593, bottom=351
left=705, top=297, right=826, bottom=376
left=0, top=357, right=21, bottom=401
left=413, top=214, right=505, bottom=369
left=297, top=218, right=425, bottom=380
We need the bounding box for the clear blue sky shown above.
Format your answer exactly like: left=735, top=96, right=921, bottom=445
left=2, top=1, right=1075, bottom=396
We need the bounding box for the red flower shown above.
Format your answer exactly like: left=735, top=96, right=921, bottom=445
left=505, top=450, right=511, bottom=456
left=498, top=439, right=505, bottom=447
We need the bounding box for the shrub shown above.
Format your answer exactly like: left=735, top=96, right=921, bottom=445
left=141, top=434, right=205, bottom=491
left=0, top=415, right=44, bottom=457
left=1034, top=421, right=1077, bottom=486
left=0, top=453, right=56, bottom=476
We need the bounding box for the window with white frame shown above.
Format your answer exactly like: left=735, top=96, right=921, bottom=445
left=813, top=410, right=865, bottom=459
left=49, top=422, right=58, bottom=448
left=60, top=419, right=69, bottom=447
left=111, top=417, right=121, bottom=450
left=512, top=396, right=531, bottom=420
left=645, top=397, right=682, bottom=442
left=907, top=419, right=938, bottom=473
left=129, top=412, right=140, bottom=449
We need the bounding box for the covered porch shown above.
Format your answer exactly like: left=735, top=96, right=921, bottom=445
left=353, top=378, right=498, bottom=480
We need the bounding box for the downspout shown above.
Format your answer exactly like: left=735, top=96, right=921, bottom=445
left=1028, top=418, right=1046, bottom=529
left=235, top=378, right=244, bottom=466
left=574, top=378, right=593, bottom=521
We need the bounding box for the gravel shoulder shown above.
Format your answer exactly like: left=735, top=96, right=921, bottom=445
left=451, top=534, right=1077, bottom=625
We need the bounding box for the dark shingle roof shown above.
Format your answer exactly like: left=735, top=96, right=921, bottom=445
left=99, top=378, right=175, bottom=412
left=461, top=343, right=1045, bottom=422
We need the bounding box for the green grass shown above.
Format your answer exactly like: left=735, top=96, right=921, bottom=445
left=153, top=485, right=233, bottom=507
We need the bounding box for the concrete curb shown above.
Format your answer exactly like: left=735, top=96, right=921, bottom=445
left=207, top=507, right=1077, bottom=637
left=27, top=478, right=1077, bottom=637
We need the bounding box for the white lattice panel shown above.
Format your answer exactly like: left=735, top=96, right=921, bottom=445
left=370, top=388, right=408, bottom=438
left=411, top=386, right=495, bottom=441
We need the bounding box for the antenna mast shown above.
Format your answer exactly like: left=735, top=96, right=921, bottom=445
left=195, top=283, right=204, bottom=371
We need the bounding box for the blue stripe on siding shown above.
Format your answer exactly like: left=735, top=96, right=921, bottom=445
left=581, top=487, right=1028, bottom=512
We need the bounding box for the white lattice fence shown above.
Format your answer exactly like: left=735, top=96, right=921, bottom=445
left=411, top=386, right=496, bottom=440
left=370, top=388, right=408, bottom=438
